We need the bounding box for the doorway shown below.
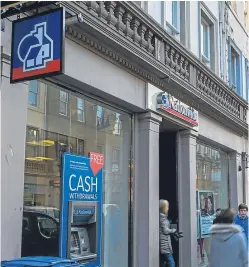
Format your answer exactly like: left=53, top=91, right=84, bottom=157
left=159, top=131, right=179, bottom=266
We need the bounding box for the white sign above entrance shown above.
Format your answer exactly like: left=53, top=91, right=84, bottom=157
left=146, top=83, right=199, bottom=131
left=156, top=92, right=198, bottom=126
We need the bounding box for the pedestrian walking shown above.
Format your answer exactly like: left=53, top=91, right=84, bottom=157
left=159, top=199, right=176, bottom=267
left=234, top=203, right=248, bottom=245
left=209, top=208, right=248, bottom=267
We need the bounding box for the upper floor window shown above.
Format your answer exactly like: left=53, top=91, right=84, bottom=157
left=199, top=4, right=217, bottom=72
left=28, top=80, right=39, bottom=107
left=172, top=1, right=179, bottom=29
left=231, top=49, right=238, bottom=88
left=245, top=60, right=249, bottom=102
left=77, top=98, right=85, bottom=122
left=166, top=1, right=180, bottom=35
left=201, top=18, right=210, bottom=61
left=228, top=40, right=242, bottom=95
left=59, top=91, right=68, bottom=116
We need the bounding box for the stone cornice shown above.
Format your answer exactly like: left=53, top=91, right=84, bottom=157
left=2, top=1, right=248, bottom=136
left=124, top=2, right=247, bottom=106
left=65, top=25, right=247, bottom=136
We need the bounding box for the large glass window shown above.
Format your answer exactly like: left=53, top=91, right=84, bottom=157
left=22, top=82, right=132, bottom=267
left=196, top=142, right=229, bottom=267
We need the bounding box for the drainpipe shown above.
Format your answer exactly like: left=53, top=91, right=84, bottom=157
left=219, top=1, right=224, bottom=79
left=241, top=152, right=247, bottom=203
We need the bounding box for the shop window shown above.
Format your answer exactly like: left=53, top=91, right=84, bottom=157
left=77, top=139, right=84, bottom=155
left=28, top=80, right=39, bottom=107
left=113, top=113, right=122, bottom=136
left=77, top=98, right=85, bottom=122
left=60, top=91, right=68, bottom=116
left=97, top=144, right=104, bottom=154
left=26, top=126, right=39, bottom=160
left=37, top=215, right=58, bottom=238
left=196, top=142, right=229, bottom=267
left=22, top=81, right=132, bottom=267
left=112, top=149, right=120, bottom=163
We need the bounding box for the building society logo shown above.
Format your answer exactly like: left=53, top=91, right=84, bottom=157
left=157, top=92, right=198, bottom=126
left=17, top=22, right=53, bottom=72
left=161, top=92, right=170, bottom=108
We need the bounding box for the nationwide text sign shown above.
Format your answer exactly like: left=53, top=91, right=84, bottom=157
left=156, top=92, right=198, bottom=126
left=10, top=7, right=64, bottom=83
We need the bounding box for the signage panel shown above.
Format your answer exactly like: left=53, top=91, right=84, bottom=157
left=60, top=152, right=104, bottom=267
left=146, top=83, right=199, bottom=131
left=10, top=7, right=64, bottom=83
left=197, top=190, right=216, bottom=238
left=157, top=92, right=198, bottom=126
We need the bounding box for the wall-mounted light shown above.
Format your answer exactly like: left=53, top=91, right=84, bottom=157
left=242, top=152, right=248, bottom=169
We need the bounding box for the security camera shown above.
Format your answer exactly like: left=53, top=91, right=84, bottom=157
left=65, top=13, right=83, bottom=26
left=77, top=13, right=83, bottom=23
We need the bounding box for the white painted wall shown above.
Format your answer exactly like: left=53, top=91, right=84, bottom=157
left=198, top=112, right=246, bottom=153
left=64, top=38, right=146, bottom=110
left=1, top=73, right=29, bottom=261
left=1, top=17, right=29, bottom=261
left=188, top=1, right=199, bottom=57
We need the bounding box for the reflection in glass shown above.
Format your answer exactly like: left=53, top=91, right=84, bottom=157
left=29, top=80, right=39, bottom=106
left=23, top=82, right=131, bottom=267
left=196, top=142, right=228, bottom=267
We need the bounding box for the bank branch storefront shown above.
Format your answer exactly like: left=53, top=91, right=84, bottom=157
left=4, top=6, right=132, bottom=267
left=2, top=4, right=246, bottom=267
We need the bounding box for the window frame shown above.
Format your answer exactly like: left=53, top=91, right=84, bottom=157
left=201, top=18, right=211, bottom=62
left=245, top=59, right=249, bottom=102
left=28, top=80, right=39, bottom=107
left=165, top=1, right=180, bottom=35
left=59, top=90, right=68, bottom=116
left=199, top=3, right=218, bottom=72
left=76, top=97, right=85, bottom=123
left=228, top=38, right=242, bottom=95
left=172, top=1, right=180, bottom=30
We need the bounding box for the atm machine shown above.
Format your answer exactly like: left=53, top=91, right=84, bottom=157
left=67, top=201, right=98, bottom=263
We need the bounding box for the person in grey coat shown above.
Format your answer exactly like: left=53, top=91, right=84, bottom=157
left=159, top=199, right=176, bottom=267
left=209, top=208, right=248, bottom=267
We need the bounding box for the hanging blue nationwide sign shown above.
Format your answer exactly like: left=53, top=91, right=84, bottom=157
left=10, top=7, right=65, bottom=83
left=60, top=152, right=104, bottom=267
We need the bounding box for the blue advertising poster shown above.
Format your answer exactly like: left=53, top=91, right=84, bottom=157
left=60, top=152, right=104, bottom=267
left=197, top=190, right=216, bottom=238
left=10, top=7, right=64, bottom=83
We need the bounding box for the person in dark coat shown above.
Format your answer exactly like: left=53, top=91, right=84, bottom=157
left=159, top=199, right=176, bottom=267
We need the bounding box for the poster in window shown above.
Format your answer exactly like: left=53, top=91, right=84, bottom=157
left=197, top=190, right=216, bottom=238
